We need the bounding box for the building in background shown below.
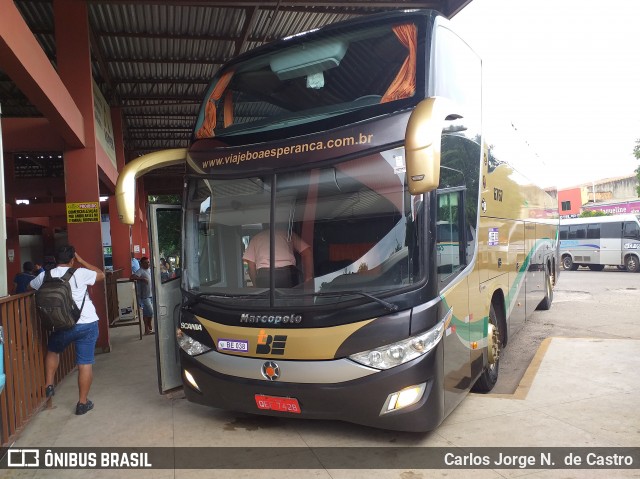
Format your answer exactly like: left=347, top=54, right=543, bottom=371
left=553, top=174, right=639, bottom=218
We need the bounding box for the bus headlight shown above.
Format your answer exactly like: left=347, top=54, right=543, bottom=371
left=176, top=328, right=212, bottom=356
left=349, top=320, right=444, bottom=370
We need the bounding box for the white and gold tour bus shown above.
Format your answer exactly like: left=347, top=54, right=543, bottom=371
left=116, top=10, right=559, bottom=431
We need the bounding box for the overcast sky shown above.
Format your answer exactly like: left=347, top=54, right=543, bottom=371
left=451, top=0, right=640, bottom=189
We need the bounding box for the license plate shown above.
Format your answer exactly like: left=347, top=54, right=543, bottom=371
left=255, top=394, right=301, bottom=414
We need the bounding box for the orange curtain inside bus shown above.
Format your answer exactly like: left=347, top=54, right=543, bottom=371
left=195, top=69, right=235, bottom=139
left=223, top=90, right=234, bottom=128
left=381, top=24, right=417, bottom=103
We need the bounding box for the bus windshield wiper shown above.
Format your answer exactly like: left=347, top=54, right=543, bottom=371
left=294, top=290, right=399, bottom=313
left=184, top=290, right=268, bottom=307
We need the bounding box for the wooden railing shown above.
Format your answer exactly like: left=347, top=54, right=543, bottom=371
left=0, top=292, right=76, bottom=446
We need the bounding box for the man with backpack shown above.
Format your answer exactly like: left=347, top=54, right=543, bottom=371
left=29, top=245, right=105, bottom=415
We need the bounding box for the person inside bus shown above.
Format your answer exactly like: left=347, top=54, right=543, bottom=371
left=243, top=223, right=313, bottom=288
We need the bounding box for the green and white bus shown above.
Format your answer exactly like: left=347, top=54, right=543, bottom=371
left=116, top=10, right=559, bottom=431
left=560, top=214, right=640, bottom=272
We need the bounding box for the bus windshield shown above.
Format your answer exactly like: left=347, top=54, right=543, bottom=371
left=194, top=21, right=420, bottom=138
left=184, top=148, right=423, bottom=307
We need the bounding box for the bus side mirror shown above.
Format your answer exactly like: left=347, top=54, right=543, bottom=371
left=405, top=97, right=462, bottom=195
left=115, top=148, right=188, bottom=225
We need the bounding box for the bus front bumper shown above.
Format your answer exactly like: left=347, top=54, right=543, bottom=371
left=179, top=342, right=445, bottom=432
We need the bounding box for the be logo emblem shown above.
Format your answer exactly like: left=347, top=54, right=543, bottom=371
left=261, top=361, right=280, bottom=381
left=256, top=329, right=287, bottom=355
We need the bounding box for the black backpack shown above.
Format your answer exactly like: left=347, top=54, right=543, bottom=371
left=35, top=268, right=87, bottom=331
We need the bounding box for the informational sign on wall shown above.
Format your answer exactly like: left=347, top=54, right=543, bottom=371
left=93, top=80, right=117, bottom=171
left=66, top=202, right=100, bottom=223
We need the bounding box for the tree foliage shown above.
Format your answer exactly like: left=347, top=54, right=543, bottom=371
left=579, top=210, right=609, bottom=218
left=148, top=195, right=182, bottom=265
left=148, top=194, right=181, bottom=205
left=155, top=209, right=182, bottom=264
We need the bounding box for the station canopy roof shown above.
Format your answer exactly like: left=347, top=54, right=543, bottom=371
left=0, top=0, right=471, bottom=193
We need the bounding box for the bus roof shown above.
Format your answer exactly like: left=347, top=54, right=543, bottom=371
left=560, top=214, right=640, bottom=225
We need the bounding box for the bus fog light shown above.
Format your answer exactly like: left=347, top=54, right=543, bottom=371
left=184, top=369, right=201, bottom=392
left=381, top=383, right=426, bottom=415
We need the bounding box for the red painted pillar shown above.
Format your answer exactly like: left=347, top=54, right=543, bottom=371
left=108, top=107, right=132, bottom=276
left=5, top=218, right=21, bottom=293
left=3, top=153, right=19, bottom=291
left=54, top=0, right=110, bottom=351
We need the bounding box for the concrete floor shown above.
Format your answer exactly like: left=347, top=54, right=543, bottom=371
left=2, top=282, right=639, bottom=478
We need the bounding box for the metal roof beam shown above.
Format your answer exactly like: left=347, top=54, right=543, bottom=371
left=114, top=78, right=210, bottom=84
left=105, top=57, right=224, bottom=65
left=235, top=6, right=259, bottom=56
left=87, top=1, right=442, bottom=9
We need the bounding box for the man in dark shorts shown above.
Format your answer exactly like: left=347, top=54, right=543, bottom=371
left=30, top=245, right=105, bottom=415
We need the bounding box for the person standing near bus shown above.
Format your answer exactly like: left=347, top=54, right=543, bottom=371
left=29, top=245, right=105, bottom=415
left=130, top=257, right=154, bottom=335
left=13, top=261, right=35, bottom=294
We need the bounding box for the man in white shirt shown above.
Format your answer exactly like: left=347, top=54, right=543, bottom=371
left=30, top=245, right=105, bottom=415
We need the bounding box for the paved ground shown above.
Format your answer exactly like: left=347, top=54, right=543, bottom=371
left=495, top=267, right=640, bottom=393
left=1, top=269, right=639, bottom=478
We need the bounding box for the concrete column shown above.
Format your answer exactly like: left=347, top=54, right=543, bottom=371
left=108, top=107, right=132, bottom=276
left=54, top=0, right=110, bottom=351
left=0, top=105, right=7, bottom=296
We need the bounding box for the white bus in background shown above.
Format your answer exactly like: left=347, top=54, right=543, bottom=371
left=559, top=214, right=640, bottom=272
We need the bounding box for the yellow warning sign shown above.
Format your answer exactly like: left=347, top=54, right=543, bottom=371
left=66, top=202, right=100, bottom=223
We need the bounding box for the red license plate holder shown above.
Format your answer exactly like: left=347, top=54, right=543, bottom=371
left=255, top=394, right=301, bottom=414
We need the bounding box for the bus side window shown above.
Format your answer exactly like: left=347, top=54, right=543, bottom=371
left=587, top=224, right=600, bottom=239
left=569, top=225, right=586, bottom=239
left=559, top=226, right=568, bottom=240
left=601, top=222, right=622, bottom=239
left=623, top=221, right=640, bottom=239
left=436, top=188, right=466, bottom=282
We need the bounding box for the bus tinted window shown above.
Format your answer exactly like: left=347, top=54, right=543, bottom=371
left=559, top=225, right=568, bottom=240
left=623, top=221, right=640, bottom=239
left=195, top=21, right=422, bottom=138
left=587, top=224, right=600, bottom=239
left=569, top=225, right=586, bottom=239
left=601, top=222, right=622, bottom=238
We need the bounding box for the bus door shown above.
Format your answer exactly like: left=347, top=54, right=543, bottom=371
left=507, top=221, right=526, bottom=334
left=622, top=220, right=640, bottom=259
left=148, top=204, right=183, bottom=393
left=600, top=221, right=623, bottom=266
left=525, top=223, right=544, bottom=317
left=436, top=189, right=471, bottom=410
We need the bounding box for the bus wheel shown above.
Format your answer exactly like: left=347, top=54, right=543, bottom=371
left=588, top=264, right=605, bottom=271
left=625, top=255, right=640, bottom=273
left=537, top=270, right=553, bottom=310
left=562, top=256, right=577, bottom=271
left=472, top=303, right=500, bottom=393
